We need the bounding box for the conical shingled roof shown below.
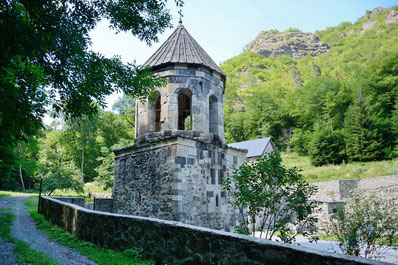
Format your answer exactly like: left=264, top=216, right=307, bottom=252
left=144, top=23, right=225, bottom=77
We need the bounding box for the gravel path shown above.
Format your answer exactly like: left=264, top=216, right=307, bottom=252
left=0, top=197, right=19, bottom=265
left=9, top=196, right=97, bottom=265
left=0, top=237, right=19, bottom=265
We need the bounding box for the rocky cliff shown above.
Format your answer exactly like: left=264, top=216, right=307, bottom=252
left=246, top=7, right=398, bottom=61
left=247, top=31, right=330, bottom=60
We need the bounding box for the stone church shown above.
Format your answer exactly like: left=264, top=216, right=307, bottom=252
left=112, top=22, right=247, bottom=231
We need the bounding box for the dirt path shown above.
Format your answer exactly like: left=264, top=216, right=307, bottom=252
left=0, top=237, right=18, bottom=265
left=7, top=196, right=97, bottom=265
left=0, top=196, right=19, bottom=265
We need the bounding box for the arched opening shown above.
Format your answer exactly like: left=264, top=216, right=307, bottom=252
left=150, top=91, right=161, bottom=132
left=209, top=95, right=218, bottom=135
left=216, top=194, right=219, bottom=207
left=154, top=93, right=161, bottom=132
left=178, top=89, right=192, bottom=130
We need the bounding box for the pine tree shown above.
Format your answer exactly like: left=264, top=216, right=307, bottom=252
left=308, top=122, right=346, bottom=166
left=344, top=96, right=383, bottom=161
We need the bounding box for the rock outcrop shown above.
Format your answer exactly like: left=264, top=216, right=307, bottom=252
left=385, top=9, right=398, bottom=24
left=361, top=20, right=379, bottom=31
left=247, top=31, right=330, bottom=60
left=367, top=7, right=386, bottom=18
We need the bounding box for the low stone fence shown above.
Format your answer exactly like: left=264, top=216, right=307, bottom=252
left=94, top=198, right=113, bottom=212
left=51, top=197, right=85, bottom=207
left=38, top=196, right=390, bottom=265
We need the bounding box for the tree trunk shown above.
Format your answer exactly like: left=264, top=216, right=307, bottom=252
left=81, top=143, right=85, bottom=184
left=19, top=165, right=25, bottom=191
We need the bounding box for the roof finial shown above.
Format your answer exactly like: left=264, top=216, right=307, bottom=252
left=178, top=8, right=183, bottom=24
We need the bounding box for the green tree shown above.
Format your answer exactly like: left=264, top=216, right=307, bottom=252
left=392, top=100, right=398, bottom=157
left=112, top=95, right=136, bottom=139
left=291, top=128, right=311, bottom=156
left=344, top=96, right=383, bottom=161
left=97, top=111, right=131, bottom=149
left=329, top=193, right=398, bottom=259
left=95, top=139, right=133, bottom=189
left=0, top=136, right=41, bottom=190
left=63, top=116, right=102, bottom=183
left=223, top=152, right=319, bottom=243
left=0, top=0, right=178, bottom=186
left=38, top=130, right=83, bottom=195
left=308, top=122, right=346, bottom=166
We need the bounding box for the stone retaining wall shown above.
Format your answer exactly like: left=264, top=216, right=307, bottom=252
left=313, top=175, right=398, bottom=201
left=94, top=198, right=113, bottom=212
left=39, top=196, right=389, bottom=265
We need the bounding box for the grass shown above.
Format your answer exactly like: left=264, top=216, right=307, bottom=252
left=0, top=190, right=36, bottom=197
left=25, top=197, right=154, bottom=265
left=44, top=182, right=111, bottom=199
left=0, top=207, right=59, bottom=265
left=281, top=152, right=398, bottom=183
left=84, top=182, right=112, bottom=194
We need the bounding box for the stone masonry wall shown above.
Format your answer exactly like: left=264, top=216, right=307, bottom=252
left=94, top=198, right=113, bottom=212
left=112, top=138, right=176, bottom=221
left=135, top=65, right=225, bottom=140
left=112, top=131, right=246, bottom=231
left=52, top=197, right=85, bottom=207
left=312, top=175, right=398, bottom=230
left=312, top=175, right=398, bottom=201
left=39, top=196, right=389, bottom=265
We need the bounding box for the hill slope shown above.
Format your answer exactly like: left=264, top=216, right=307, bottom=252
left=221, top=7, right=398, bottom=166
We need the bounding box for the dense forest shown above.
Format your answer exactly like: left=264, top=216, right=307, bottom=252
left=1, top=6, right=397, bottom=192
left=221, top=7, right=398, bottom=166
left=1, top=95, right=136, bottom=192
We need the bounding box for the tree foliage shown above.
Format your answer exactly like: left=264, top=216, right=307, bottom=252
left=344, top=95, right=383, bottom=162
left=329, top=193, right=398, bottom=259
left=95, top=138, right=133, bottom=190
left=223, top=152, right=319, bottom=243
left=0, top=0, right=180, bottom=187
left=309, top=122, right=346, bottom=166
left=38, top=130, right=83, bottom=195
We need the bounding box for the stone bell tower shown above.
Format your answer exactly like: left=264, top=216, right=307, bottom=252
left=134, top=22, right=226, bottom=141
left=112, top=22, right=247, bottom=231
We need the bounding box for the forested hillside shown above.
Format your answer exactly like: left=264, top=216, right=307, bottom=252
left=222, top=7, right=398, bottom=166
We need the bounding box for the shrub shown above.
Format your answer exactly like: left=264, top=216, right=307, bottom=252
left=223, top=152, right=319, bottom=243
left=329, top=193, right=398, bottom=259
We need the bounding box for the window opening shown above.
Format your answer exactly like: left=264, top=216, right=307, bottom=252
left=178, top=90, right=192, bottom=130
left=209, top=95, right=218, bottom=135
left=154, top=94, right=161, bottom=131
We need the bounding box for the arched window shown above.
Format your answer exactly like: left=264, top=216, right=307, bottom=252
left=216, top=194, right=219, bottom=207
left=154, top=93, right=161, bottom=132
left=209, top=95, right=218, bottom=135
left=178, top=89, right=192, bottom=130
left=150, top=91, right=161, bottom=132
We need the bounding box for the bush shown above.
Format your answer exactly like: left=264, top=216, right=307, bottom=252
left=329, top=193, right=398, bottom=259
left=223, top=152, right=319, bottom=243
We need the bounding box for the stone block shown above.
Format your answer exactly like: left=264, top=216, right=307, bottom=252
left=175, top=156, right=186, bottom=165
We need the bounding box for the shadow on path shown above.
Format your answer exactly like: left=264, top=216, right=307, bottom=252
left=9, top=196, right=97, bottom=265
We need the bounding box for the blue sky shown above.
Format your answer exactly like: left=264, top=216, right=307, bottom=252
left=87, top=0, right=398, bottom=108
